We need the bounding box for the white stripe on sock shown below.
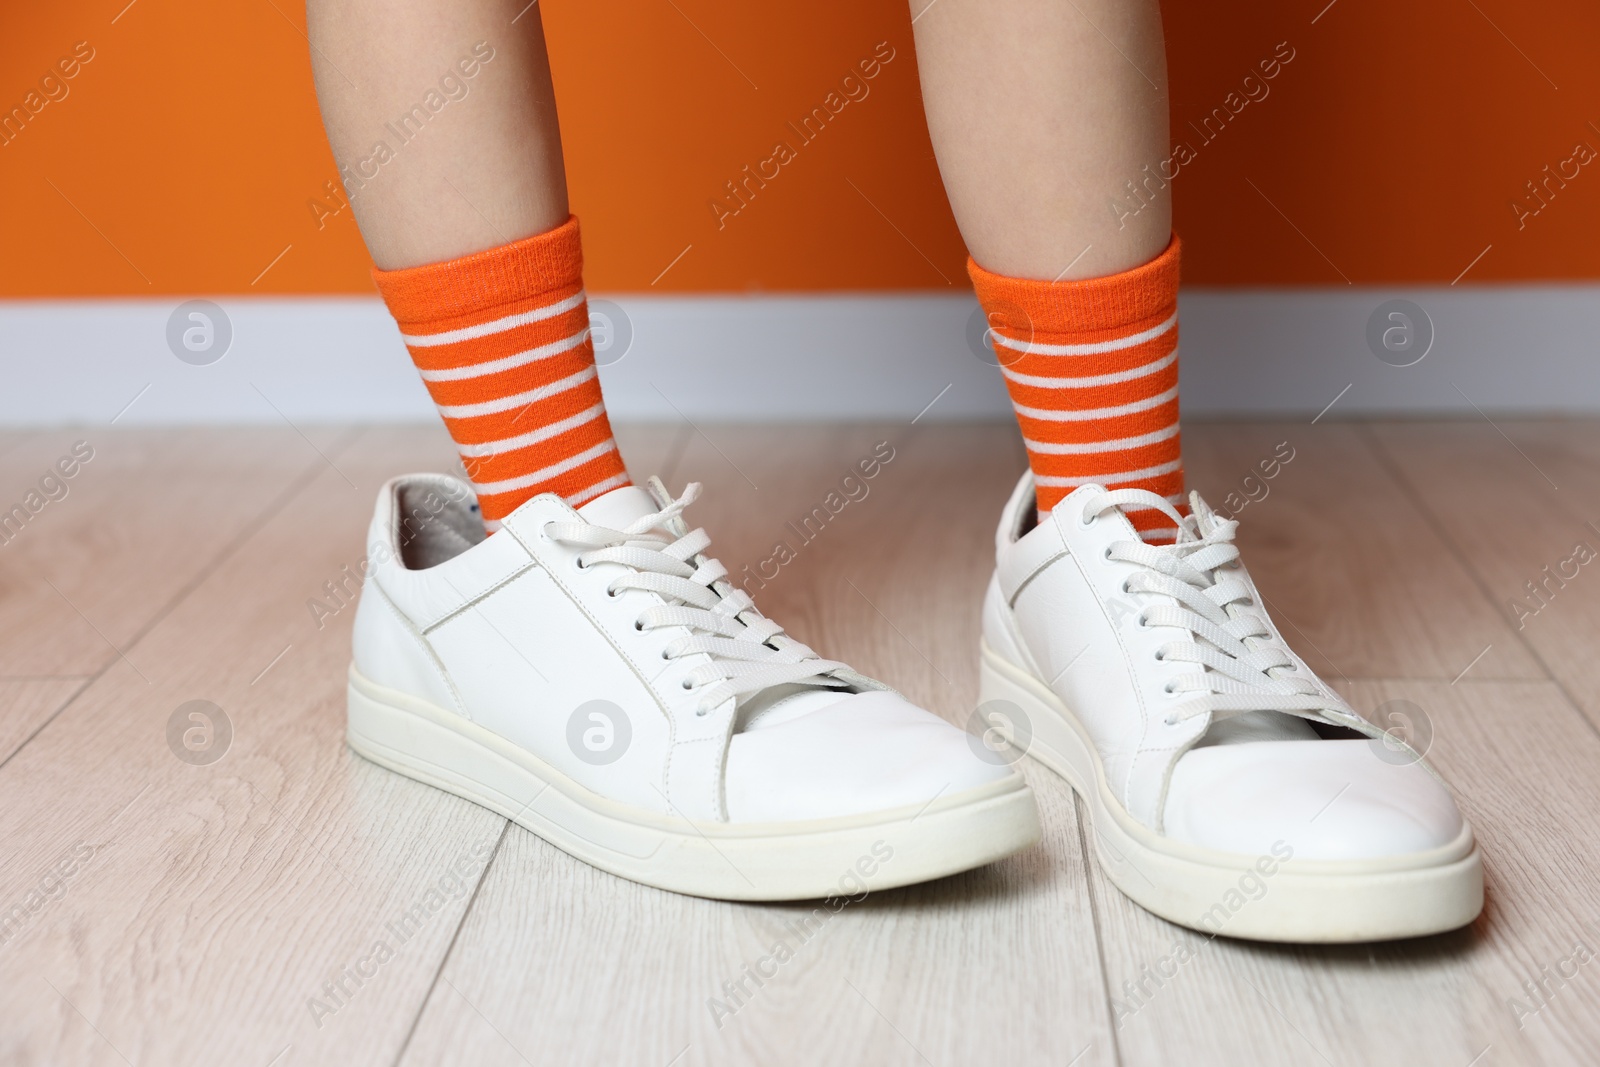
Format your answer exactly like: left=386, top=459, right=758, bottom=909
left=418, top=328, right=590, bottom=381
left=401, top=290, right=587, bottom=348
left=1012, top=384, right=1178, bottom=422
left=992, top=311, right=1177, bottom=357
left=435, top=366, right=596, bottom=419
left=1040, top=494, right=1184, bottom=521
left=1023, top=423, right=1179, bottom=455
left=1002, top=350, right=1176, bottom=389
left=472, top=439, right=618, bottom=497
left=564, top=472, right=631, bottom=507
left=1034, top=458, right=1184, bottom=488
left=457, top=403, right=606, bottom=459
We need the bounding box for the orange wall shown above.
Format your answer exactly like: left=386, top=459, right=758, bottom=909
left=3, top=0, right=1597, bottom=296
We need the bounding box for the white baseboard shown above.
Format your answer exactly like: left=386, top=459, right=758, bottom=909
left=1, top=287, right=1596, bottom=425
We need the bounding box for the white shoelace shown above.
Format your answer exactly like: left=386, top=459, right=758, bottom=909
left=543, top=481, right=853, bottom=715
left=1079, top=487, right=1347, bottom=729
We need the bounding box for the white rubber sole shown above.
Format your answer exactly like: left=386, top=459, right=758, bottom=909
left=347, top=666, right=1041, bottom=901
left=979, top=640, right=1484, bottom=942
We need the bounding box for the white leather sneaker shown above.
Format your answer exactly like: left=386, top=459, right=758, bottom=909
left=346, top=473, right=1039, bottom=900
left=980, top=472, right=1482, bottom=942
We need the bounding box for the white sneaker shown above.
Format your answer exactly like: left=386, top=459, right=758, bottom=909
left=346, top=473, right=1039, bottom=900
left=980, top=472, right=1482, bottom=941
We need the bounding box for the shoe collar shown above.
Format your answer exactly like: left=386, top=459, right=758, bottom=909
left=996, top=468, right=1038, bottom=559
left=370, top=472, right=483, bottom=570
left=573, top=483, right=660, bottom=529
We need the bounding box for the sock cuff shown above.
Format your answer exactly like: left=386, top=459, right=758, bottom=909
left=371, top=215, right=584, bottom=327
left=967, top=234, right=1180, bottom=337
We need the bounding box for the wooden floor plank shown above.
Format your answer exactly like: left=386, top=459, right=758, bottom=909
left=400, top=768, right=1101, bottom=1067
left=0, top=425, right=676, bottom=1067
left=1368, top=419, right=1600, bottom=724
left=5, top=421, right=1599, bottom=1067
left=399, top=423, right=1117, bottom=1067
left=1084, top=678, right=1600, bottom=1067
left=0, top=676, right=91, bottom=767
left=1181, top=422, right=1544, bottom=685
left=0, top=427, right=359, bottom=676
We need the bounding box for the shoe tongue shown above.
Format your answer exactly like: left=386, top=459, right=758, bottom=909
left=1060, top=484, right=1141, bottom=537
left=576, top=484, right=659, bottom=529
left=1186, top=491, right=1221, bottom=537
left=737, top=683, right=850, bottom=731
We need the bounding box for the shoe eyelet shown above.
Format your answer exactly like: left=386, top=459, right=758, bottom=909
left=1153, top=649, right=1165, bottom=661
left=1136, top=614, right=1149, bottom=628
left=681, top=679, right=695, bottom=690
left=634, top=620, right=645, bottom=632
left=694, top=707, right=708, bottom=717
left=574, top=557, right=587, bottom=570
left=1102, top=546, right=1113, bottom=559
left=1079, top=510, right=1096, bottom=529
left=1163, top=715, right=1177, bottom=725
left=1121, top=580, right=1133, bottom=594
left=661, top=649, right=672, bottom=660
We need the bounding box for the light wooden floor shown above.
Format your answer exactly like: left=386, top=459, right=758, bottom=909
left=2, top=420, right=1599, bottom=1066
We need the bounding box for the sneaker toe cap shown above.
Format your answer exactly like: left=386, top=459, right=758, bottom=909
left=724, top=691, right=1016, bottom=823
left=1162, top=739, right=1464, bottom=860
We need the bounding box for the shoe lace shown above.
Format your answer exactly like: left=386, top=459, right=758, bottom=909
left=1079, top=487, right=1348, bottom=729
left=543, top=480, right=853, bottom=716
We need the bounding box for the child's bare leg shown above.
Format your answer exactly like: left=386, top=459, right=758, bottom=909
left=307, top=0, right=568, bottom=269
left=911, top=0, right=1170, bottom=281
left=307, top=0, right=627, bottom=517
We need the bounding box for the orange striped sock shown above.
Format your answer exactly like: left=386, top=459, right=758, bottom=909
left=969, top=236, right=1183, bottom=543
left=371, top=216, right=630, bottom=530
